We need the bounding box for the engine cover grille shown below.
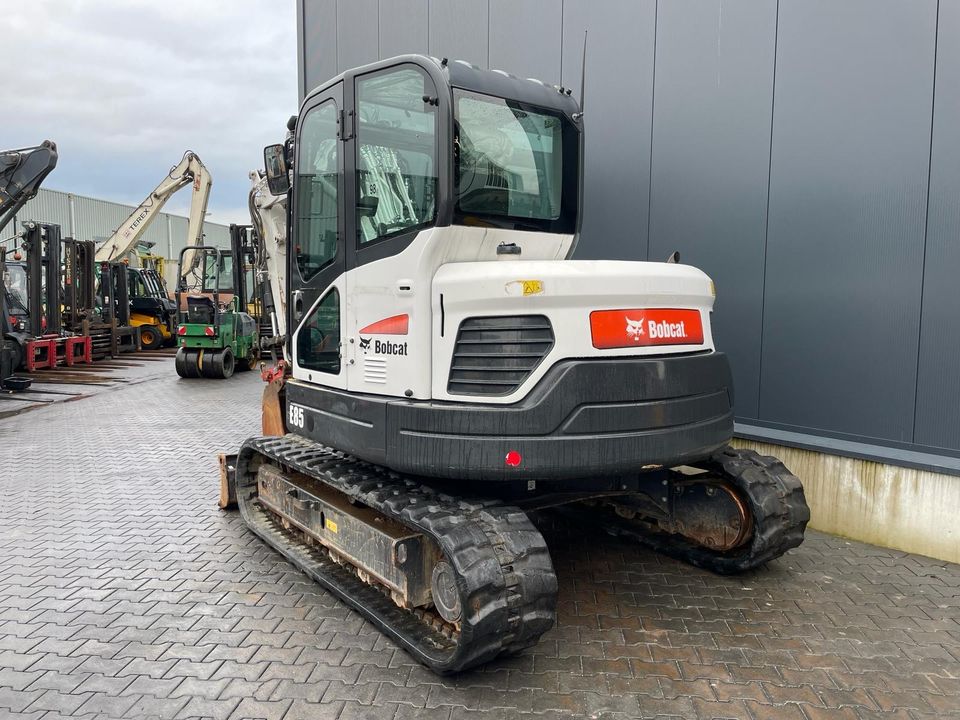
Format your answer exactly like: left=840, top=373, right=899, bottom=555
left=447, top=315, right=555, bottom=396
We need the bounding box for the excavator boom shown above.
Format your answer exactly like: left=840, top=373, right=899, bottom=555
left=248, top=170, right=288, bottom=357
left=0, top=141, right=59, bottom=237
left=94, top=151, right=212, bottom=276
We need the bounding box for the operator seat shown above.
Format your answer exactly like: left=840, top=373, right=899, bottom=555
left=186, top=295, right=215, bottom=324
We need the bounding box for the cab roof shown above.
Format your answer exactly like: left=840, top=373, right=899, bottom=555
left=304, top=54, right=582, bottom=121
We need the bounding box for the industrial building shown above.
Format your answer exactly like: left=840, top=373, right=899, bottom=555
left=8, top=186, right=230, bottom=290
left=298, top=0, right=960, bottom=562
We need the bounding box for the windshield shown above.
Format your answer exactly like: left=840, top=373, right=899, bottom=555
left=454, top=89, right=578, bottom=233
left=202, top=252, right=234, bottom=294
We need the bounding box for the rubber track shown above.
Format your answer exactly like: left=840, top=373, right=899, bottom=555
left=233, top=434, right=557, bottom=674
left=605, top=446, right=810, bottom=574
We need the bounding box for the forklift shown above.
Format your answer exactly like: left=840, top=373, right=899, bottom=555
left=127, top=263, right=176, bottom=349
left=0, top=141, right=58, bottom=388
left=1, top=249, right=30, bottom=390
left=174, top=245, right=258, bottom=379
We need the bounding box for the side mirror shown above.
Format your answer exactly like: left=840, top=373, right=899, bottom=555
left=263, top=144, right=290, bottom=195
left=357, top=195, right=379, bottom=218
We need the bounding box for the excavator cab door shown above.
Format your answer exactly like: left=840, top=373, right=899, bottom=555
left=287, top=82, right=347, bottom=389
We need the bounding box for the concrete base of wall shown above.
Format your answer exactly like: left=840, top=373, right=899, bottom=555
left=733, top=439, right=960, bottom=565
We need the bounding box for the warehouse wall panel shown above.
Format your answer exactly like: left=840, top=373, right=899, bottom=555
left=15, top=188, right=71, bottom=234
left=647, top=0, right=777, bottom=421
left=379, top=0, right=429, bottom=59
left=915, top=0, right=960, bottom=453
left=561, top=0, right=656, bottom=261
left=488, top=0, right=562, bottom=85
left=301, top=0, right=337, bottom=96
left=428, top=0, right=488, bottom=67
left=337, top=0, right=379, bottom=73
left=760, top=0, right=937, bottom=442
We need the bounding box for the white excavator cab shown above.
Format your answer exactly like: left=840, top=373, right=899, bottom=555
left=266, top=55, right=724, bottom=481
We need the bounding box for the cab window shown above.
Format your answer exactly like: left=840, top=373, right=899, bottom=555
left=297, top=288, right=340, bottom=374
left=128, top=269, right=147, bottom=298
left=202, top=253, right=234, bottom=294
left=356, top=66, right=438, bottom=244
left=296, top=101, right=340, bottom=281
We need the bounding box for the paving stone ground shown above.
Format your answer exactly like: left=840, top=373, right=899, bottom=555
left=1, top=360, right=958, bottom=720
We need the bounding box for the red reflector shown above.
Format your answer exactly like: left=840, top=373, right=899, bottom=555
left=359, top=314, right=409, bottom=335
left=177, top=326, right=186, bottom=336
left=505, top=450, right=522, bottom=467
left=590, top=308, right=704, bottom=349
left=204, top=326, right=215, bottom=337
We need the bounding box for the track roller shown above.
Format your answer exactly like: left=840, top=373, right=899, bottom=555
left=232, top=434, right=557, bottom=674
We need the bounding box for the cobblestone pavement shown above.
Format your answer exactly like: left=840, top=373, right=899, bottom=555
left=1, top=362, right=958, bottom=720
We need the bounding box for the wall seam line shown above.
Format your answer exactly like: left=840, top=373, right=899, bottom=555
left=755, top=0, right=780, bottom=423
left=559, top=0, right=564, bottom=86
left=644, top=0, right=659, bottom=262
left=911, top=0, right=941, bottom=445
left=487, top=0, right=491, bottom=66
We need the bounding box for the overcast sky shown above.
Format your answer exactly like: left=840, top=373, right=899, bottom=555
left=4, top=0, right=297, bottom=225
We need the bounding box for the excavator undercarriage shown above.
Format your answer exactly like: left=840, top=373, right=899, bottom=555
left=227, top=433, right=807, bottom=674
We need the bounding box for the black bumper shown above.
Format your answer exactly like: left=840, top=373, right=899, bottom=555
left=287, top=352, right=734, bottom=482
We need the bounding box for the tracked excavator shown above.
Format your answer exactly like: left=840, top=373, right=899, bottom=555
left=227, top=56, right=810, bottom=674
left=95, top=151, right=212, bottom=348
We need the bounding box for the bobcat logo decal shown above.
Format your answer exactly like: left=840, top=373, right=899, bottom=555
left=625, top=316, right=645, bottom=341
left=359, top=337, right=371, bottom=352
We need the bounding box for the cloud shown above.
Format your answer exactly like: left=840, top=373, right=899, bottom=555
left=2, top=0, right=297, bottom=225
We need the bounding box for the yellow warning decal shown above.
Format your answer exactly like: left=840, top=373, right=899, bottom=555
left=325, top=518, right=338, bottom=533
left=505, top=279, right=545, bottom=297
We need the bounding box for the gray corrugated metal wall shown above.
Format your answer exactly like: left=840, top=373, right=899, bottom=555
left=297, top=0, right=960, bottom=471
left=9, top=187, right=230, bottom=255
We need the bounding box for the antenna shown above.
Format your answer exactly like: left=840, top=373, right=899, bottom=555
left=574, top=30, right=587, bottom=121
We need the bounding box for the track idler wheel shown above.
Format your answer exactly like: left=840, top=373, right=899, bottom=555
left=669, top=478, right=753, bottom=552
left=604, top=447, right=810, bottom=574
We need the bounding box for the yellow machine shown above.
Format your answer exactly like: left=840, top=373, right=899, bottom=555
left=95, top=151, right=212, bottom=348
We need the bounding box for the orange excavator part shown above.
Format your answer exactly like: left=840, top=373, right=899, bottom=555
left=261, top=376, right=286, bottom=437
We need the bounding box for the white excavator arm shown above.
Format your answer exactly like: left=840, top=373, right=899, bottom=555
left=248, top=169, right=288, bottom=358
left=94, top=151, right=212, bottom=278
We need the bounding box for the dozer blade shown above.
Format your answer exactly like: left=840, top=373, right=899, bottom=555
left=599, top=446, right=809, bottom=574
left=261, top=378, right=285, bottom=436
left=231, top=434, right=557, bottom=674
